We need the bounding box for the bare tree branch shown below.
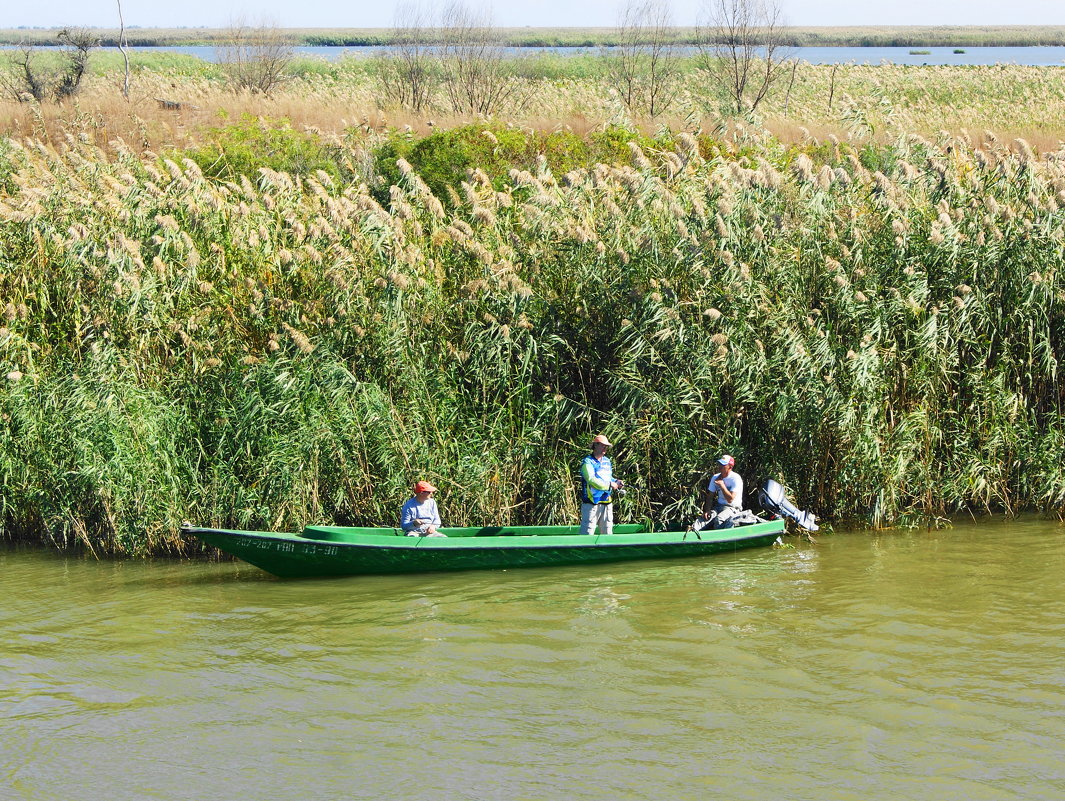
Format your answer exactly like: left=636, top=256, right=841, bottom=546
left=376, top=2, right=437, bottom=112
left=2, top=44, right=47, bottom=102
left=1, top=29, right=99, bottom=103
left=217, top=18, right=293, bottom=96
left=55, top=28, right=99, bottom=100
left=606, top=0, right=681, bottom=117
left=438, top=2, right=519, bottom=116
left=697, top=0, right=793, bottom=115
left=116, top=0, right=131, bottom=100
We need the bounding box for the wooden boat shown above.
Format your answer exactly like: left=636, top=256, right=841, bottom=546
left=181, top=520, right=785, bottom=578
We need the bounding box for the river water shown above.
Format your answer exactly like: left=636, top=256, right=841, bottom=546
left=167, top=44, right=1065, bottom=66
left=3, top=516, right=1064, bottom=800
left=4, top=44, right=1065, bottom=66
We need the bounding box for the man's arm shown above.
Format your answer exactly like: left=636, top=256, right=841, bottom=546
left=581, top=459, right=611, bottom=490
left=400, top=501, right=419, bottom=532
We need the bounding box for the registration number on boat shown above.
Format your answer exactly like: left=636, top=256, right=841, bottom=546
left=235, top=537, right=338, bottom=556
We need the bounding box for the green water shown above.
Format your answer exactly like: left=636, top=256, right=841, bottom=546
left=3, top=518, right=1064, bottom=800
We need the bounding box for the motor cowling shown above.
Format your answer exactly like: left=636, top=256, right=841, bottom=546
left=758, top=479, right=818, bottom=532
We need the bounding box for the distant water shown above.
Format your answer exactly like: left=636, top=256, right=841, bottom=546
left=4, top=44, right=1065, bottom=66
left=791, top=45, right=1065, bottom=66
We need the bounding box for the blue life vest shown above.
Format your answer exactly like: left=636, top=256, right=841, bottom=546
left=580, top=454, right=614, bottom=504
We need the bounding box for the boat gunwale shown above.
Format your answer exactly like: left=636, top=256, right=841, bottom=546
left=184, top=520, right=785, bottom=551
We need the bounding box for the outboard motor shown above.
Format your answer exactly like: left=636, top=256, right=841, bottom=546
left=758, top=479, right=819, bottom=532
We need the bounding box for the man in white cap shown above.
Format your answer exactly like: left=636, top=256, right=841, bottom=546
left=401, top=480, right=446, bottom=537
left=579, top=434, right=624, bottom=536
left=700, top=455, right=744, bottom=529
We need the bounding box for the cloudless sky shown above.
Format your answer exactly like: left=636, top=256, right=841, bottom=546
left=6, top=0, right=1065, bottom=30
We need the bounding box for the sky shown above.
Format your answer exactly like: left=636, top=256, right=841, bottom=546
left=6, top=0, right=1065, bottom=30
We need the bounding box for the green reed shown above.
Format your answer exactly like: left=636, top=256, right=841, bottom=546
left=0, top=123, right=1062, bottom=553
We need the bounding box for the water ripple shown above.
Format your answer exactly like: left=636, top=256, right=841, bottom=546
left=3, top=523, right=1065, bottom=800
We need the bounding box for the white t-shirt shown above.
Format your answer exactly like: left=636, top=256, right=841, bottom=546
left=708, top=472, right=744, bottom=509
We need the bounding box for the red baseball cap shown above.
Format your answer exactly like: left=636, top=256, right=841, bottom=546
left=718, top=455, right=735, bottom=467
left=591, top=434, right=612, bottom=446
left=414, top=481, right=437, bottom=493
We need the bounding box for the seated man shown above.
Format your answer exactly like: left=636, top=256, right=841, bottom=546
left=698, top=454, right=744, bottom=530
left=401, top=481, right=446, bottom=537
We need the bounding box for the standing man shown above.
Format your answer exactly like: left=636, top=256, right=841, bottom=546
left=701, top=455, right=744, bottom=529
left=401, top=480, right=446, bottom=537
left=580, top=434, right=624, bottom=536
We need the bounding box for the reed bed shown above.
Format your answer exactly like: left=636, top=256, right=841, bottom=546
left=3, top=50, right=1065, bottom=550
left=4, top=59, right=1065, bottom=153
left=1, top=110, right=1064, bottom=554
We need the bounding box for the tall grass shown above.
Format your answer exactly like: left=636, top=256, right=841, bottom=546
left=0, top=114, right=1063, bottom=553
left=10, top=56, right=1065, bottom=153
left=5, top=57, right=1065, bottom=158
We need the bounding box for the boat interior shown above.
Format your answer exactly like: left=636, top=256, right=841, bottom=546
left=300, top=523, right=651, bottom=541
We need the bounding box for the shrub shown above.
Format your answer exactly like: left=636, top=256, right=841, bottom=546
left=857, top=142, right=898, bottom=173
left=372, top=123, right=673, bottom=206
left=374, top=123, right=531, bottom=202
left=180, top=115, right=344, bottom=181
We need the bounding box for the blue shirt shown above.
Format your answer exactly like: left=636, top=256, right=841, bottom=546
left=581, top=454, right=614, bottom=504
left=400, top=497, right=441, bottom=532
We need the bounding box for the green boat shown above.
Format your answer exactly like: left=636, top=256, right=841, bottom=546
left=182, top=520, right=786, bottom=579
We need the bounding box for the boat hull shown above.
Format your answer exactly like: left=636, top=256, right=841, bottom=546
left=184, top=521, right=785, bottom=578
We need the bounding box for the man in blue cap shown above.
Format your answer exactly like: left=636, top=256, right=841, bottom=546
left=700, top=454, right=744, bottom=529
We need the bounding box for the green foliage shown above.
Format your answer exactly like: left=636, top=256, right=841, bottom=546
left=505, top=52, right=612, bottom=80
left=179, top=115, right=345, bottom=181
left=374, top=124, right=530, bottom=201
left=0, top=355, right=193, bottom=554
left=286, top=57, right=338, bottom=80
left=591, top=125, right=670, bottom=161
left=857, top=142, right=899, bottom=173
left=0, top=138, right=18, bottom=195
left=2, top=122, right=1064, bottom=554
left=372, top=123, right=671, bottom=206
left=86, top=50, right=220, bottom=78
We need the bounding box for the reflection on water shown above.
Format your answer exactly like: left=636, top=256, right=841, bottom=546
left=3, top=517, right=1065, bottom=800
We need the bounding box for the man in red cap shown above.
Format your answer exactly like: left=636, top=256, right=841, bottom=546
left=401, top=480, right=445, bottom=537
left=700, top=454, right=744, bottom=529
left=579, top=434, right=624, bottom=536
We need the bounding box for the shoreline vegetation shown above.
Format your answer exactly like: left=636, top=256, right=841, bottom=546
left=2, top=25, right=1065, bottom=49
left=1, top=46, right=1064, bottom=556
